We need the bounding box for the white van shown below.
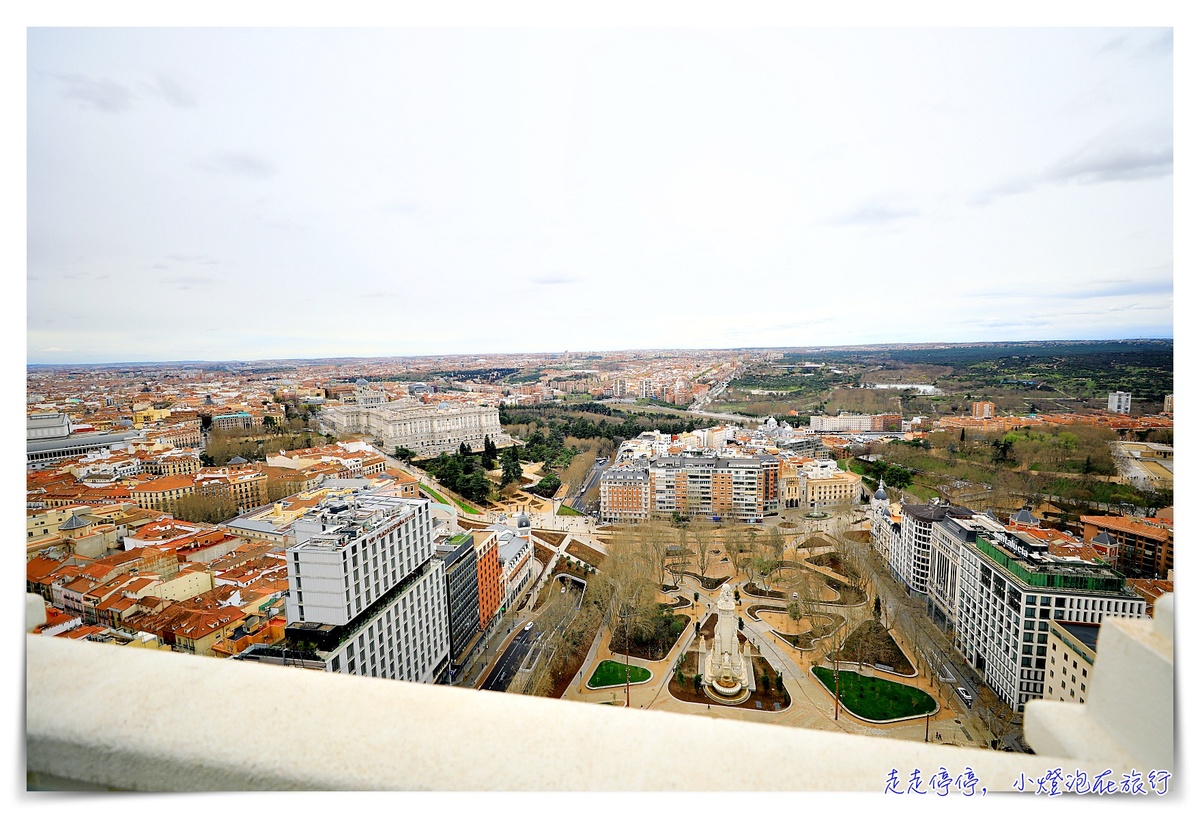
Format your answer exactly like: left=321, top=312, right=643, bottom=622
left=957, top=687, right=973, bottom=708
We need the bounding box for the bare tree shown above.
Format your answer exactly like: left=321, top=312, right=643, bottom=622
left=750, top=555, right=778, bottom=592
left=725, top=525, right=748, bottom=575
left=692, top=521, right=715, bottom=580
left=601, top=525, right=659, bottom=651
left=975, top=685, right=1014, bottom=749
left=787, top=565, right=827, bottom=625
left=666, top=524, right=690, bottom=587
left=634, top=521, right=670, bottom=589
left=767, top=526, right=786, bottom=561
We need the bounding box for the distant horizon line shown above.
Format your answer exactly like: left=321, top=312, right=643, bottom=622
left=25, top=337, right=1174, bottom=369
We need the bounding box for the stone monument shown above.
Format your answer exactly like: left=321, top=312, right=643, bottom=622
left=701, top=583, right=752, bottom=698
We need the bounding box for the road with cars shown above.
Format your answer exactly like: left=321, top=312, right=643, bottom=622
left=480, top=622, right=541, bottom=692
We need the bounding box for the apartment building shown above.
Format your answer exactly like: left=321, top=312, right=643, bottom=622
left=869, top=483, right=900, bottom=564
left=434, top=533, right=481, bottom=673
left=1107, top=392, right=1132, bottom=415
left=955, top=527, right=1145, bottom=710
left=267, top=442, right=388, bottom=480
left=264, top=493, right=450, bottom=683
left=928, top=511, right=1008, bottom=632
left=890, top=501, right=973, bottom=598
left=648, top=455, right=767, bottom=523
left=810, top=413, right=874, bottom=433
left=598, top=466, right=651, bottom=523
left=211, top=411, right=255, bottom=431
left=1044, top=620, right=1099, bottom=705
left=130, top=474, right=196, bottom=513
left=474, top=529, right=502, bottom=630
left=140, top=451, right=201, bottom=476
left=492, top=525, right=533, bottom=614
left=800, top=459, right=862, bottom=508
left=1081, top=515, right=1173, bottom=579
left=601, top=449, right=857, bottom=523
left=779, top=436, right=830, bottom=460
left=194, top=465, right=269, bottom=513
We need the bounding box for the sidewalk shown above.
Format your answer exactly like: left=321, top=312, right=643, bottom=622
left=563, top=564, right=980, bottom=747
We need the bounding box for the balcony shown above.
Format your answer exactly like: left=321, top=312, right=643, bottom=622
left=26, top=593, right=1173, bottom=792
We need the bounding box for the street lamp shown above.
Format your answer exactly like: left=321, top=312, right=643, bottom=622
left=616, top=600, right=635, bottom=708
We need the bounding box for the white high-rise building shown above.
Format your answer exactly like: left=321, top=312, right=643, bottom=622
left=1107, top=391, right=1132, bottom=415
left=954, top=527, right=1145, bottom=710
left=809, top=413, right=873, bottom=432
left=270, top=493, right=450, bottom=683
left=929, top=512, right=1008, bottom=633
left=890, top=501, right=973, bottom=597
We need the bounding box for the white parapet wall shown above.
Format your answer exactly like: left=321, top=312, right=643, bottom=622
left=1025, top=594, right=1174, bottom=775
left=26, top=593, right=1168, bottom=792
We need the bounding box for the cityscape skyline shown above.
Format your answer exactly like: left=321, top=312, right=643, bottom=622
left=26, top=24, right=1174, bottom=365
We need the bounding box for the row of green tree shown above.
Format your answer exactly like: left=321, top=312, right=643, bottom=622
left=421, top=445, right=494, bottom=504
left=860, top=459, right=915, bottom=490
left=202, top=426, right=330, bottom=467
left=499, top=404, right=702, bottom=444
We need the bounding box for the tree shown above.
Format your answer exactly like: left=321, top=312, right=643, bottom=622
left=666, top=525, right=690, bottom=587
left=172, top=492, right=238, bottom=524
left=266, top=475, right=303, bottom=502
left=992, top=435, right=1015, bottom=464
left=464, top=471, right=492, bottom=504
left=750, top=556, right=777, bottom=591
left=637, top=521, right=680, bottom=590
left=602, top=525, right=660, bottom=655
left=882, top=464, right=914, bottom=490
left=500, top=447, right=523, bottom=487
left=530, top=474, right=561, bottom=498
left=767, top=526, right=786, bottom=560
left=482, top=435, right=498, bottom=469
left=692, top=521, right=715, bottom=580
left=976, top=685, right=1014, bottom=749
left=725, top=525, right=748, bottom=575
left=393, top=447, right=416, bottom=463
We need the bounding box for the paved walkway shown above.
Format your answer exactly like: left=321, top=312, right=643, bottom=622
left=562, top=559, right=988, bottom=748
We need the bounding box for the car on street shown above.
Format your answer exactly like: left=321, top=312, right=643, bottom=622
left=523, top=622, right=533, bottom=631
left=957, top=687, right=973, bottom=708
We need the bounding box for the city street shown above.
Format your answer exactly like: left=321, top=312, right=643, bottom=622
left=481, top=623, right=540, bottom=692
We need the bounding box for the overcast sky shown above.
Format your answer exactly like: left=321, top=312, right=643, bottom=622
left=26, top=23, right=1175, bottom=364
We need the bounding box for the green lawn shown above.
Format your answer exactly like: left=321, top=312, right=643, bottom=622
left=557, top=503, right=584, bottom=516
left=812, top=667, right=936, bottom=721
left=588, top=660, right=651, bottom=688
left=419, top=483, right=480, bottom=514
left=419, top=483, right=448, bottom=504
left=450, top=497, right=481, bottom=514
